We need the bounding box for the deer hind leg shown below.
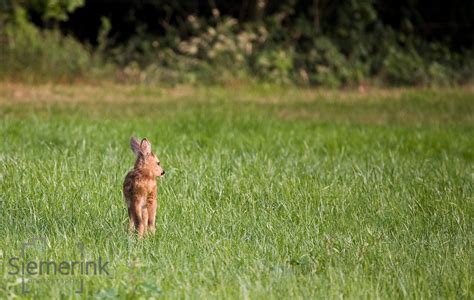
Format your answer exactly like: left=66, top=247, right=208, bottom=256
left=133, top=200, right=147, bottom=237
left=128, top=206, right=136, bottom=233
left=142, top=207, right=149, bottom=236
left=147, top=200, right=157, bottom=234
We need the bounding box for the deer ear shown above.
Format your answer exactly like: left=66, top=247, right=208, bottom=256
left=140, top=138, right=152, bottom=155
left=130, top=137, right=141, bottom=155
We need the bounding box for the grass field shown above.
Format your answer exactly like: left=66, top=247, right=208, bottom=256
left=0, top=83, right=473, bottom=299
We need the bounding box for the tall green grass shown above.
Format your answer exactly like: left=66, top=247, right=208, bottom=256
left=0, top=85, right=472, bottom=298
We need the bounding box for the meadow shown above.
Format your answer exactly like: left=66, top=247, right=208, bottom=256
left=0, top=83, right=472, bottom=299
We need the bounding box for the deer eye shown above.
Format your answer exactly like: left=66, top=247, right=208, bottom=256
left=157, top=161, right=161, bottom=166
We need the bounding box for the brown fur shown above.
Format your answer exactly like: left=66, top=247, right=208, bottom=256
left=123, top=137, right=164, bottom=237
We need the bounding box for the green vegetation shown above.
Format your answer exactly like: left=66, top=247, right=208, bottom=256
left=1, top=1, right=473, bottom=86
left=0, top=84, right=472, bottom=298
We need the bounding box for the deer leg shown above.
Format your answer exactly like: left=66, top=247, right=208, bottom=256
left=147, top=200, right=157, bottom=234
left=142, top=207, right=149, bottom=236
left=133, top=201, right=146, bottom=237
left=128, top=206, right=136, bottom=233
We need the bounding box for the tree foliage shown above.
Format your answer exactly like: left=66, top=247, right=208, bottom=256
left=0, top=0, right=472, bottom=85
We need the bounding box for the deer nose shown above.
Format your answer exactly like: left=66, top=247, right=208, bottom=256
left=161, top=170, right=165, bottom=176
